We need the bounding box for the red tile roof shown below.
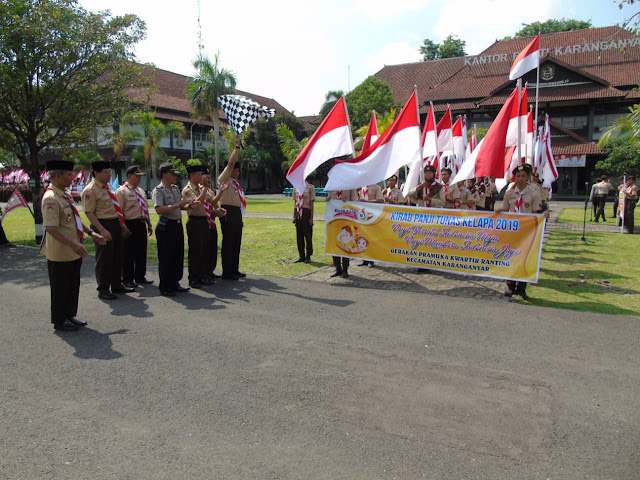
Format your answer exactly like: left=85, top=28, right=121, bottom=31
left=376, top=26, right=640, bottom=107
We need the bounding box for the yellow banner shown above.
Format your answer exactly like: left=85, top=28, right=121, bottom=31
left=325, top=200, right=546, bottom=282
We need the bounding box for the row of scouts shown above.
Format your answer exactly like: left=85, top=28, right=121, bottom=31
left=42, top=136, right=246, bottom=331
left=589, top=174, right=638, bottom=233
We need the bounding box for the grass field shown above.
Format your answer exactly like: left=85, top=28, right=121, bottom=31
left=558, top=206, right=639, bottom=224
left=2, top=197, right=638, bottom=316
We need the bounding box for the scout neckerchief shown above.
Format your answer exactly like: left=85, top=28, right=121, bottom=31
left=233, top=180, right=246, bottom=215
left=466, top=185, right=475, bottom=209
left=336, top=190, right=342, bottom=200
left=425, top=181, right=435, bottom=207
left=514, top=187, right=525, bottom=212
left=295, top=190, right=304, bottom=220
left=203, top=197, right=217, bottom=230
left=361, top=186, right=369, bottom=201
left=101, top=183, right=125, bottom=225
left=124, top=182, right=149, bottom=219
left=47, top=186, right=84, bottom=241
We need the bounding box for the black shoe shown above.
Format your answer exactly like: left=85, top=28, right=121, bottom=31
left=189, top=281, right=203, bottom=289
left=175, top=285, right=190, bottom=292
left=123, top=281, right=138, bottom=289
left=222, top=274, right=239, bottom=281
left=330, top=269, right=342, bottom=278
left=113, top=286, right=135, bottom=294
left=136, top=278, right=154, bottom=284
left=304, top=257, right=311, bottom=264
left=210, top=273, right=221, bottom=279
left=98, top=291, right=117, bottom=300
left=357, top=261, right=369, bottom=266
left=66, top=316, right=87, bottom=327
left=515, top=288, right=528, bottom=300
left=294, top=257, right=305, bottom=263
left=368, top=262, right=375, bottom=267
left=234, top=271, right=247, bottom=278
left=160, top=289, right=176, bottom=297
left=340, top=270, right=349, bottom=278
left=504, top=289, right=514, bottom=297
left=199, top=276, right=215, bottom=285
left=54, top=319, right=79, bottom=331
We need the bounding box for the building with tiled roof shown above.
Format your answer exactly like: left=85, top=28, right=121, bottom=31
left=375, top=26, right=640, bottom=195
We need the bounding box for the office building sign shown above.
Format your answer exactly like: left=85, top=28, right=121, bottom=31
left=556, top=155, right=586, bottom=167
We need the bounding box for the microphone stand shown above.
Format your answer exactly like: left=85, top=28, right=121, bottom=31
left=581, top=181, right=589, bottom=242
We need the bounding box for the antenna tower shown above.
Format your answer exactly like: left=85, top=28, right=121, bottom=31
left=197, top=0, right=204, bottom=52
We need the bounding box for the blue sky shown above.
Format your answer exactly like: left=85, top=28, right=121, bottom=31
left=79, top=0, right=636, bottom=116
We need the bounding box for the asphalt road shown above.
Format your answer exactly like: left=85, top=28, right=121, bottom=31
left=1, top=247, right=639, bottom=479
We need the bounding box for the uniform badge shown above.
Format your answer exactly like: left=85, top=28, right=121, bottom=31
left=66, top=214, right=72, bottom=222
left=525, top=203, right=530, bottom=208
left=85, top=194, right=91, bottom=200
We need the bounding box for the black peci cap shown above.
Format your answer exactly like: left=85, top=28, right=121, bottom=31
left=91, top=161, right=111, bottom=172
left=46, top=160, right=75, bottom=172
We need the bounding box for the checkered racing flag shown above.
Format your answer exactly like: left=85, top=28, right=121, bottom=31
left=218, top=95, right=276, bottom=134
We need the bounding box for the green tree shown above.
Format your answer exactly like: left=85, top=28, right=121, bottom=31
left=0, top=0, right=146, bottom=237
left=419, top=34, right=466, bottom=61
left=319, top=90, right=344, bottom=118
left=594, top=137, right=640, bottom=177
left=513, top=18, right=592, bottom=38
left=598, top=91, right=640, bottom=148
left=278, top=124, right=306, bottom=175
left=186, top=53, right=237, bottom=182
left=345, top=76, right=395, bottom=130
left=124, top=111, right=186, bottom=191
left=113, top=130, right=142, bottom=163
left=68, top=148, right=101, bottom=172
left=353, top=108, right=397, bottom=153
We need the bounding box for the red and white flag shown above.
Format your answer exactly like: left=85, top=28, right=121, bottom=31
left=509, top=34, right=540, bottom=80
left=451, top=117, right=466, bottom=175
left=505, top=85, right=528, bottom=147
left=539, top=115, right=558, bottom=189
left=74, top=169, right=84, bottom=184
left=465, top=125, right=478, bottom=158
left=286, top=96, right=353, bottom=193
left=325, top=90, right=422, bottom=191
left=452, top=87, right=519, bottom=183
left=436, top=106, right=454, bottom=158
left=361, top=111, right=379, bottom=156
left=1, top=188, right=29, bottom=220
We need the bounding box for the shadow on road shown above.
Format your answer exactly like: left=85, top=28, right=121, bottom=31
left=55, top=328, right=128, bottom=360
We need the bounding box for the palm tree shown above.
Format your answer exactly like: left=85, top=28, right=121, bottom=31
left=319, top=90, right=344, bottom=118
left=113, top=130, right=142, bottom=162
left=186, top=52, right=237, bottom=182
left=124, top=111, right=186, bottom=189
left=598, top=102, right=640, bottom=148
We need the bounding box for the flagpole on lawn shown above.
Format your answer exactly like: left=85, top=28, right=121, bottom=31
left=517, top=79, right=522, bottom=165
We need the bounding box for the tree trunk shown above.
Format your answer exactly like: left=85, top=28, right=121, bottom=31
left=26, top=145, right=44, bottom=243
left=150, top=148, right=158, bottom=186
left=214, top=113, right=221, bottom=184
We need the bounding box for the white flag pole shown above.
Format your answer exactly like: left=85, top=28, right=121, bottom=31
left=534, top=31, right=541, bottom=148
left=517, top=78, right=522, bottom=165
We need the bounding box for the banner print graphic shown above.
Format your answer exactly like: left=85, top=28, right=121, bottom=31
left=325, top=200, right=546, bottom=283
left=218, top=95, right=276, bottom=134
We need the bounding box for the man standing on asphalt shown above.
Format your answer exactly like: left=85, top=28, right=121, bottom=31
left=42, top=160, right=106, bottom=331
left=201, top=167, right=227, bottom=281
left=116, top=166, right=153, bottom=288
left=82, top=161, right=133, bottom=300
left=292, top=179, right=315, bottom=264
left=218, top=135, right=245, bottom=281
left=152, top=163, right=193, bottom=297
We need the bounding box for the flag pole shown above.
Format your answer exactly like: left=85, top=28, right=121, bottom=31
left=342, top=95, right=356, bottom=161
left=534, top=30, right=541, bottom=152
left=517, top=79, right=522, bottom=165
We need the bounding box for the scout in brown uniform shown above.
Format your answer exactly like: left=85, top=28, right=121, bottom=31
left=218, top=135, right=245, bottom=280
left=201, top=167, right=227, bottom=281
left=82, top=161, right=132, bottom=300
left=459, top=179, right=480, bottom=210
left=326, top=188, right=357, bottom=278
left=115, top=166, right=153, bottom=288
left=182, top=165, right=211, bottom=289
left=440, top=168, right=461, bottom=209
left=483, top=176, right=498, bottom=211
left=382, top=175, right=403, bottom=204
left=498, top=164, right=550, bottom=300
left=42, top=160, right=106, bottom=331
left=153, top=163, right=193, bottom=296
left=409, top=165, right=445, bottom=207
left=621, top=175, right=638, bottom=233
left=292, top=180, right=316, bottom=263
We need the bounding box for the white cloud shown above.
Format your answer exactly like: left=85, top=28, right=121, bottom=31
left=350, top=0, right=432, bottom=20
left=364, top=42, right=423, bottom=72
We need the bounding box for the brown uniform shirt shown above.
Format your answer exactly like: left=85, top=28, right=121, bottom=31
left=593, top=181, right=613, bottom=196
left=442, top=182, right=461, bottom=209
left=382, top=186, right=403, bottom=204
left=82, top=179, right=118, bottom=220
left=502, top=184, right=542, bottom=213
left=460, top=187, right=480, bottom=210
left=182, top=181, right=207, bottom=216
left=218, top=164, right=243, bottom=208
left=327, top=189, right=357, bottom=202
left=41, top=185, right=82, bottom=262
left=409, top=182, right=445, bottom=207
left=359, top=184, right=383, bottom=202
left=115, top=183, right=146, bottom=220
left=293, top=183, right=316, bottom=209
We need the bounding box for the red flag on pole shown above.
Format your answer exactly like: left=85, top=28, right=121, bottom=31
left=1, top=188, right=29, bottom=221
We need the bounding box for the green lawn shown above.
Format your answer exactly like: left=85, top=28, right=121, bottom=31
left=2, top=199, right=639, bottom=316
left=558, top=207, right=638, bottom=224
